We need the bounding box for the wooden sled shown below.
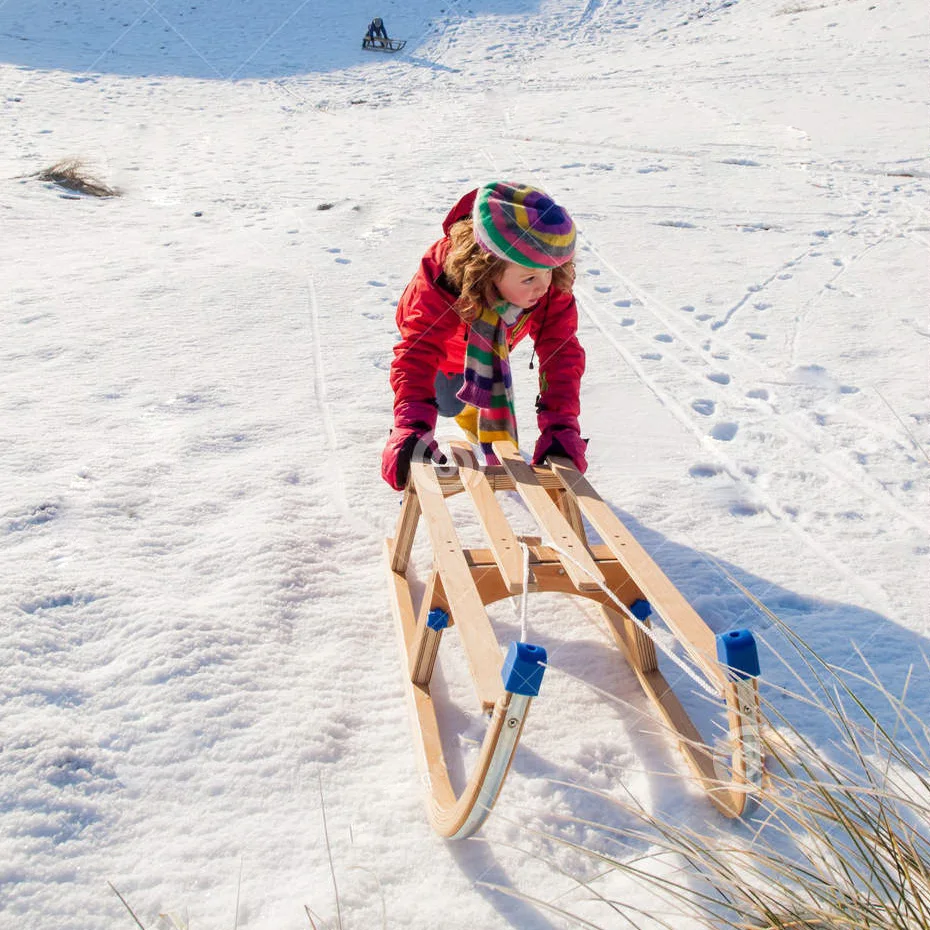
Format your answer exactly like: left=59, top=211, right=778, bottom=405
left=385, top=440, right=764, bottom=839
left=362, top=35, right=407, bottom=52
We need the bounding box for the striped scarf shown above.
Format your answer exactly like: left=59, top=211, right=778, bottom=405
left=456, top=301, right=523, bottom=460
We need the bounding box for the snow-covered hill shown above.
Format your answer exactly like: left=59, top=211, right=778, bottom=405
left=2, top=0, right=928, bottom=927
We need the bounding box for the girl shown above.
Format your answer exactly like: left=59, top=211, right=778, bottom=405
left=381, top=181, right=587, bottom=490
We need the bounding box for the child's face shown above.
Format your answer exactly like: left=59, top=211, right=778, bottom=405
left=494, top=262, right=552, bottom=310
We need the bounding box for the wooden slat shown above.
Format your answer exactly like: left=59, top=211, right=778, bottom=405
left=600, top=605, right=659, bottom=675
left=634, top=666, right=744, bottom=817
left=437, top=464, right=562, bottom=494
left=492, top=442, right=603, bottom=592
left=385, top=539, right=460, bottom=813
left=451, top=442, right=524, bottom=594
left=463, top=542, right=620, bottom=566
left=554, top=487, right=588, bottom=548
left=722, top=677, right=763, bottom=817
left=474, top=560, right=639, bottom=609
left=549, top=456, right=721, bottom=686
left=390, top=486, right=421, bottom=573
left=409, top=569, right=448, bottom=685
left=596, top=597, right=745, bottom=817
left=410, top=462, right=503, bottom=710
left=386, top=539, right=533, bottom=837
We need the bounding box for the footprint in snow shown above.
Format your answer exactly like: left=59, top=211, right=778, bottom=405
left=20, top=591, right=97, bottom=614
left=5, top=502, right=59, bottom=533
left=746, top=388, right=769, bottom=400
left=711, top=422, right=739, bottom=442
left=620, top=318, right=636, bottom=327
left=367, top=280, right=386, bottom=287
left=747, top=332, right=767, bottom=340
left=707, top=372, right=731, bottom=385
left=731, top=501, right=764, bottom=517
left=614, top=299, right=632, bottom=308
left=641, top=352, right=662, bottom=361
left=654, top=333, right=673, bottom=343
left=361, top=350, right=391, bottom=371
left=595, top=285, right=612, bottom=293
left=689, top=463, right=723, bottom=479
left=325, top=247, right=350, bottom=263
left=692, top=399, right=716, bottom=416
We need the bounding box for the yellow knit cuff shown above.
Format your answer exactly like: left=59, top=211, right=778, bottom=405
left=455, top=405, right=479, bottom=443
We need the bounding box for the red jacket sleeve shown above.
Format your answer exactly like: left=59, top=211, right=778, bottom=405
left=389, top=253, right=463, bottom=423
left=526, top=288, right=585, bottom=433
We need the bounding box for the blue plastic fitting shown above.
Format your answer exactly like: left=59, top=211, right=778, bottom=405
left=426, top=608, right=450, bottom=631
left=501, top=642, right=547, bottom=696
left=716, top=629, right=761, bottom=679
left=629, top=599, right=652, bottom=621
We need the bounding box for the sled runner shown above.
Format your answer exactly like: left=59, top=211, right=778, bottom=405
left=385, top=441, right=764, bottom=838
left=362, top=36, right=406, bottom=52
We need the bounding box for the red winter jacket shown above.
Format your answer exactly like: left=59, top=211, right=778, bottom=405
left=389, top=189, right=585, bottom=434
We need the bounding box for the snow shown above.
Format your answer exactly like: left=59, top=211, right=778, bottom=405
left=1, top=0, right=928, bottom=927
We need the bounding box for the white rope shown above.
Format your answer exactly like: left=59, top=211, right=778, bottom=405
left=518, top=540, right=531, bottom=643
left=545, top=541, right=720, bottom=698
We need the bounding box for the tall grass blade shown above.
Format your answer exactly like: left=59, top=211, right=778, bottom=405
left=108, top=881, right=147, bottom=930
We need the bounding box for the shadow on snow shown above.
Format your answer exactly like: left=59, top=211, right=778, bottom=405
left=425, top=506, right=929, bottom=928
left=0, top=0, right=543, bottom=79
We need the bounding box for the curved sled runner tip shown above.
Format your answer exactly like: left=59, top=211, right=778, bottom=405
left=384, top=444, right=765, bottom=836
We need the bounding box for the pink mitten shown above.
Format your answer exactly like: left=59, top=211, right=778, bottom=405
left=531, top=426, right=588, bottom=473
left=382, top=401, right=446, bottom=490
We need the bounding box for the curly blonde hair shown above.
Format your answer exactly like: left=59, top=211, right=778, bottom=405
left=442, top=218, right=575, bottom=323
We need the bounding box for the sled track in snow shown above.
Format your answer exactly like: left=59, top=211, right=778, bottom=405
left=576, top=284, right=904, bottom=617
left=585, top=264, right=930, bottom=520
left=574, top=212, right=929, bottom=527
left=305, top=273, right=359, bottom=528
left=575, top=225, right=929, bottom=619
left=579, top=272, right=927, bottom=537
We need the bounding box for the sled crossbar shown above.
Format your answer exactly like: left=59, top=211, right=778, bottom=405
left=385, top=440, right=764, bottom=838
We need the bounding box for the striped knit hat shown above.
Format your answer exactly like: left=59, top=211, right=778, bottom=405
left=472, top=182, right=576, bottom=269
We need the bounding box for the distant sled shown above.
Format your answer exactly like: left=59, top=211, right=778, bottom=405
left=362, top=16, right=405, bottom=52
left=362, top=35, right=406, bottom=52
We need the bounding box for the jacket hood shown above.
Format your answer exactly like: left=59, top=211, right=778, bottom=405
left=441, top=189, right=478, bottom=236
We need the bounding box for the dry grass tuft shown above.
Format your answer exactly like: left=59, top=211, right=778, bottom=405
left=504, top=606, right=930, bottom=930
left=36, top=158, right=121, bottom=198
